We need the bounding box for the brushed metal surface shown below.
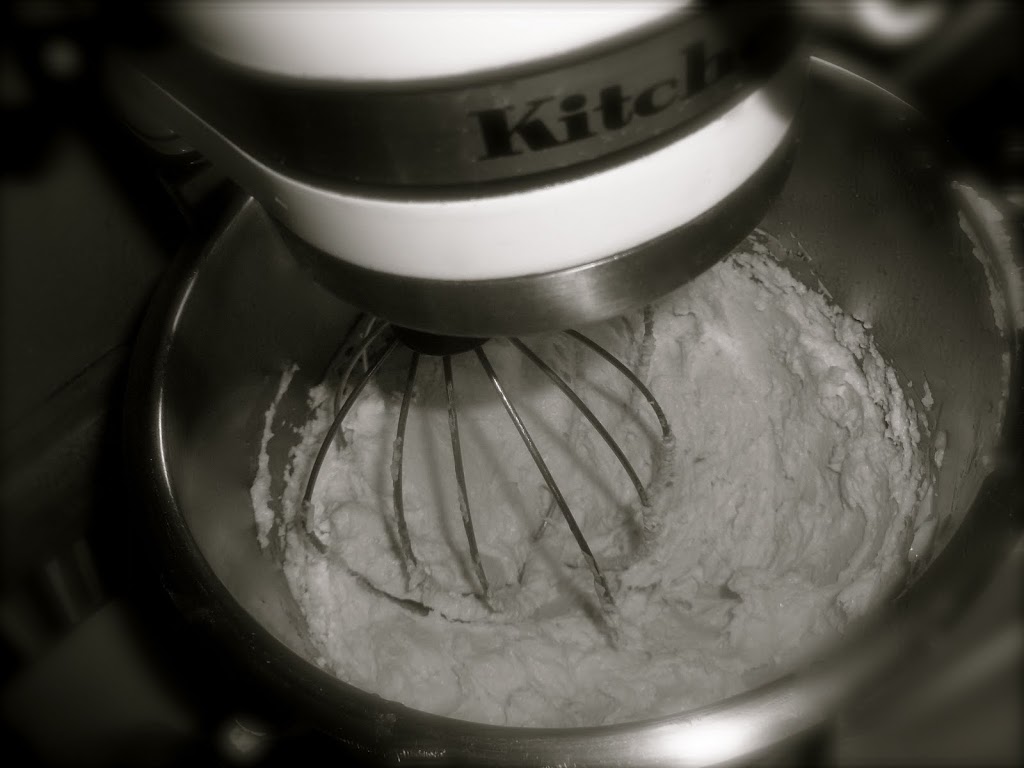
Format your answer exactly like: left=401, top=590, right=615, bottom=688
left=278, top=131, right=796, bottom=338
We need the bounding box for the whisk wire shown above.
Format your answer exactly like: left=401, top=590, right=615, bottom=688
left=565, top=330, right=672, bottom=438
left=303, top=334, right=398, bottom=508
left=444, top=356, right=492, bottom=602
left=511, top=337, right=650, bottom=509
left=306, top=319, right=673, bottom=620
left=324, top=320, right=389, bottom=451
left=391, top=351, right=421, bottom=572
left=474, top=347, right=617, bottom=614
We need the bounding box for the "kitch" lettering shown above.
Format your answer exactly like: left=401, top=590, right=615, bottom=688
left=470, top=42, right=737, bottom=160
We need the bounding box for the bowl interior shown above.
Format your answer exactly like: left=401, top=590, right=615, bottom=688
left=150, top=59, right=1019, bottom=740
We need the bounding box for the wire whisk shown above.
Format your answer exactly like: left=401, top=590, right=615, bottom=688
left=302, top=314, right=675, bottom=628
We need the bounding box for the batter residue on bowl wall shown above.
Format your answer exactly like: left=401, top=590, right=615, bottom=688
left=251, top=232, right=936, bottom=727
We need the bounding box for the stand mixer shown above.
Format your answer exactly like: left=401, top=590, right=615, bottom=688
left=112, top=2, right=803, bottom=620
left=112, top=2, right=1023, bottom=765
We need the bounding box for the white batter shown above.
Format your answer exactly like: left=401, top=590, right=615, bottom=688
left=251, top=234, right=934, bottom=727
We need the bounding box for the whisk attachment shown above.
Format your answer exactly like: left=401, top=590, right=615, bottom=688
left=302, top=315, right=674, bottom=625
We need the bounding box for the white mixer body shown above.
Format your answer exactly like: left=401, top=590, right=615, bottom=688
left=114, top=2, right=806, bottom=334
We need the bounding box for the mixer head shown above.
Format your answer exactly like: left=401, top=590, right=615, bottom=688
left=113, top=1, right=805, bottom=337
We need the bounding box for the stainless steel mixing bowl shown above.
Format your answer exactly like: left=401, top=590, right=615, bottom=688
left=126, top=58, right=1023, bottom=766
